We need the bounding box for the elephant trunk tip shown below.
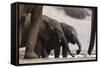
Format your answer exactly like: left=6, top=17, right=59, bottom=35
left=76, top=49, right=81, bottom=55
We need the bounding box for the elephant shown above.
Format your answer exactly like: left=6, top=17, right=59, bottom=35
left=19, top=5, right=43, bottom=59
left=34, top=15, right=81, bottom=58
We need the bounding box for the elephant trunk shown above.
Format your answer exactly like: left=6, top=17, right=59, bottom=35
left=61, top=35, right=74, bottom=57
left=76, top=37, right=81, bottom=55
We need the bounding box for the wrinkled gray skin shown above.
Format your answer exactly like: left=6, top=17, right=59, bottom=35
left=35, top=15, right=77, bottom=58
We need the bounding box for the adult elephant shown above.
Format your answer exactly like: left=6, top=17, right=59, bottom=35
left=34, top=15, right=81, bottom=58
left=19, top=5, right=43, bottom=59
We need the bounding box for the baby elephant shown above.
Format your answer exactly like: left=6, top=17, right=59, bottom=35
left=34, top=16, right=81, bottom=58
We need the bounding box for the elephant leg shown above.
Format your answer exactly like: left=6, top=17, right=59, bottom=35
left=46, top=49, right=51, bottom=56
left=45, top=45, right=52, bottom=57
left=61, top=36, right=74, bottom=57
left=24, top=6, right=43, bottom=59
left=19, top=5, right=33, bottom=47
left=54, top=41, right=61, bottom=58
left=41, top=46, right=48, bottom=58
left=34, top=36, right=48, bottom=58
left=54, top=46, right=60, bottom=58
left=34, top=35, right=42, bottom=58
left=62, top=43, right=68, bottom=58
left=41, top=39, right=49, bottom=58
left=19, top=16, right=26, bottom=47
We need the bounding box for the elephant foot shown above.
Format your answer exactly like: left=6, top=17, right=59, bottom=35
left=24, top=52, right=38, bottom=59
left=55, top=55, right=59, bottom=58
left=63, top=55, right=68, bottom=58
left=63, top=56, right=67, bottom=58
left=55, top=57, right=59, bottom=58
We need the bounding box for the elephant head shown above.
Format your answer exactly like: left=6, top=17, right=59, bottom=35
left=60, top=23, right=81, bottom=55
